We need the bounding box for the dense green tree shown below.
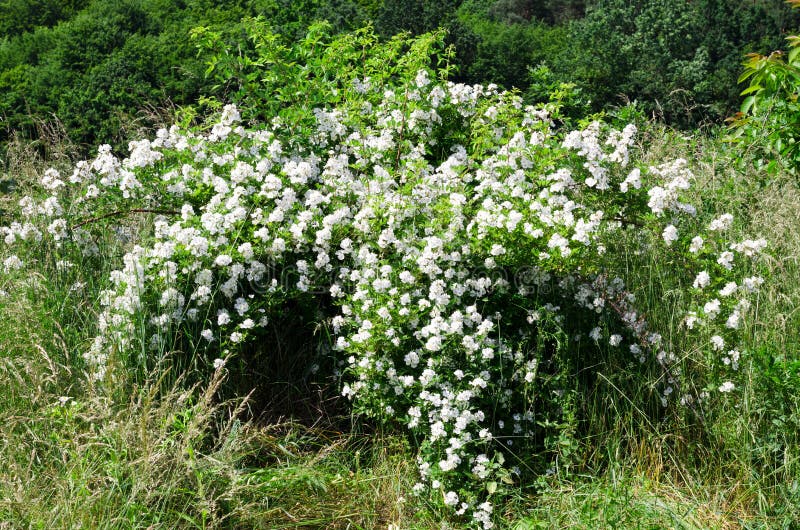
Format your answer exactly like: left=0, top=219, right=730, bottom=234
left=375, top=0, right=463, bottom=36
left=487, top=0, right=585, bottom=24
left=559, top=0, right=800, bottom=125
left=454, top=4, right=568, bottom=91
left=1, top=0, right=799, bottom=156
left=0, top=0, right=89, bottom=37
left=0, top=0, right=372, bottom=154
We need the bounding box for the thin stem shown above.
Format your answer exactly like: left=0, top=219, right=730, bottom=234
left=70, top=209, right=179, bottom=230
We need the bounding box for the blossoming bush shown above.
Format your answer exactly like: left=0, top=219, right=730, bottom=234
left=0, top=27, right=768, bottom=527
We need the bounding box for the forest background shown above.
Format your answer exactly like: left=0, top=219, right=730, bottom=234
left=1, top=0, right=798, bottom=153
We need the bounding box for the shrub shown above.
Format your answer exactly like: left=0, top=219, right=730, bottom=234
left=728, top=0, right=800, bottom=178
left=0, top=27, right=768, bottom=527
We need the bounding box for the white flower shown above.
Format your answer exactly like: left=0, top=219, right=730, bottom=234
left=620, top=168, right=641, bottom=192
left=213, top=358, right=225, bottom=370
left=609, top=334, right=622, bottom=346
left=214, top=254, right=233, bottom=267
left=719, top=282, right=737, bottom=297
left=647, top=186, right=669, bottom=214
left=689, top=236, right=703, bottom=253
left=704, top=299, right=721, bottom=319
left=718, top=381, right=735, bottom=393
left=41, top=168, right=65, bottom=190
left=693, top=271, right=710, bottom=289
left=234, top=297, right=249, bottom=315
left=708, top=214, right=733, bottom=231
left=399, top=270, right=415, bottom=284
left=742, top=276, right=764, bottom=292
left=724, top=349, right=741, bottom=369
left=40, top=196, right=62, bottom=217
left=220, top=104, right=241, bottom=126
left=415, top=69, right=430, bottom=88
left=731, top=238, right=767, bottom=257
left=717, top=251, right=735, bottom=270
left=237, top=242, right=254, bottom=260
left=725, top=311, right=741, bottom=329
left=662, top=225, right=678, bottom=246
left=443, top=491, right=459, bottom=506
left=3, top=255, right=23, bottom=272
left=710, top=335, right=724, bottom=351
left=425, top=336, right=442, bottom=352
left=403, top=351, right=420, bottom=368
left=547, top=233, right=571, bottom=257
left=272, top=238, right=286, bottom=253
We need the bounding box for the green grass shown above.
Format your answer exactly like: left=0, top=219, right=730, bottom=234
left=514, top=474, right=750, bottom=529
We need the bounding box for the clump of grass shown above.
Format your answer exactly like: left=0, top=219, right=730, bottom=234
left=511, top=468, right=757, bottom=529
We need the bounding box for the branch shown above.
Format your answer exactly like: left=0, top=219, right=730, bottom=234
left=610, top=215, right=644, bottom=228
left=70, top=209, right=180, bottom=230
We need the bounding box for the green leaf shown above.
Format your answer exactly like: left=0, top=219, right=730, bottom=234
left=739, top=65, right=761, bottom=83
left=740, top=95, right=756, bottom=114
left=740, top=84, right=763, bottom=96
left=789, top=47, right=800, bottom=65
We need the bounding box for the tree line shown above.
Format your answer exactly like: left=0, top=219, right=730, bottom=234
left=0, top=0, right=797, bottom=155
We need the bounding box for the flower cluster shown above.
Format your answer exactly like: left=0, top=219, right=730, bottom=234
left=0, top=69, right=766, bottom=526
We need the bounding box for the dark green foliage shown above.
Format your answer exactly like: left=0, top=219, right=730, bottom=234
left=559, top=0, right=800, bottom=126
left=373, top=0, right=575, bottom=103
left=375, top=0, right=463, bottom=37
left=0, top=0, right=206, bottom=152
left=370, top=0, right=796, bottom=128
left=252, top=0, right=371, bottom=39
left=0, top=0, right=89, bottom=37
left=486, top=0, right=585, bottom=25
left=0, top=0, right=370, bottom=155
left=454, top=3, right=569, bottom=91
left=749, top=347, right=800, bottom=475
left=0, top=0, right=799, bottom=156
